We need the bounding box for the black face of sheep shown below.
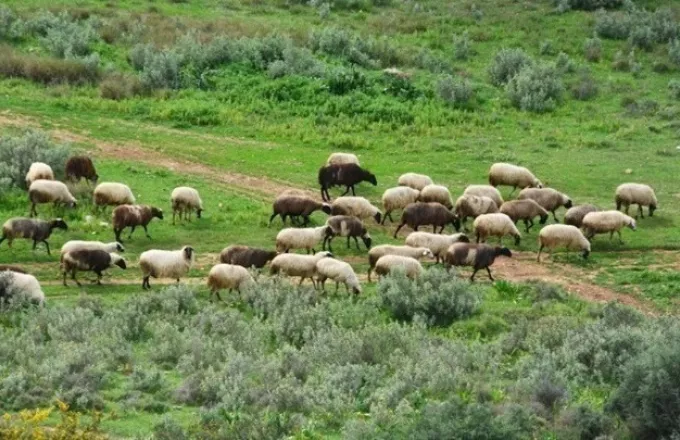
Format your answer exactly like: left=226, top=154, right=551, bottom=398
left=184, top=246, right=195, bottom=259
left=67, top=201, right=77, bottom=209
left=539, top=214, right=549, bottom=225
left=564, top=199, right=573, bottom=209
left=115, top=259, right=127, bottom=269
left=352, top=286, right=361, bottom=295
left=495, top=247, right=512, bottom=258
left=513, top=236, right=521, bottom=246
left=457, top=234, right=470, bottom=243
left=92, top=174, right=99, bottom=184
left=321, top=204, right=332, bottom=215
left=451, top=217, right=461, bottom=232
left=52, top=219, right=68, bottom=231
left=196, top=208, right=203, bottom=219
left=152, top=208, right=164, bottom=220
left=649, top=204, right=656, bottom=217
left=362, top=235, right=372, bottom=249
left=582, top=249, right=590, bottom=259
left=116, top=243, right=125, bottom=252
left=373, top=212, right=382, bottom=224
left=367, top=173, right=377, bottom=186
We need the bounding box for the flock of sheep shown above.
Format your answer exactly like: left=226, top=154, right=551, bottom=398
left=0, top=151, right=658, bottom=306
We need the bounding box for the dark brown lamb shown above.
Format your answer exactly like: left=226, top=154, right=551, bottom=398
left=323, top=215, right=372, bottom=252
left=564, top=204, right=600, bottom=228
left=0, top=218, right=68, bottom=255
left=444, top=243, right=512, bottom=282
left=65, top=156, right=98, bottom=184
left=318, top=163, right=377, bottom=202
left=269, top=196, right=331, bottom=226
left=393, top=202, right=460, bottom=238
left=112, top=204, right=163, bottom=243
left=220, top=245, right=277, bottom=269
left=62, top=249, right=127, bottom=286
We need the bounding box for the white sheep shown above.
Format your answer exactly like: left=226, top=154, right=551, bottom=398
left=473, top=213, right=522, bottom=246
left=381, top=186, right=420, bottom=225
left=276, top=226, right=330, bottom=254
left=615, top=183, right=657, bottom=218
left=374, top=255, right=424, bottom=280
left=171, top=186, right=204, bottom=224
left=207, top=264, right=255, bottom=300
left=398, top=173, right=434, bottom=191
left=463, top=184, right=504, bottom=208
left=367, top=245, right=434, bottom=281
left=93, top=182, right=136, bottom=210
left=25, top=162, right=54, bottom=187
left=517, top=187, right=573, bottom=223
left=326, top=152, right=360, bottom=165
left=60, top=240, right=125, bottom=256
left=418, top=184, right=453, bottom=209
left=1, top=272, right=45, bottom=306
left=537, top=224, right=591, bottom=262
left=270, top=251, right=333, bottom=287
left=330, top=196, right=382, bottom=223
left=28, top=180, right=77, bottom=217
left=581, top=210, right=636, bottom=243
left=405, top=231, right=470, bottom=263
left=315, top=258, right=361, bottom=295
left=488, top=163, right=542, bottom=195
left=139, top=246, right=195, bottom=289
left=454, top=195, right=499, bottom=230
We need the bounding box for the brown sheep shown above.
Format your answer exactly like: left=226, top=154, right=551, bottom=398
left=0, top=218, right=68, bottom=255
left=323, top=215, right=371, bottom=252
left=112, top=205, right=164, bottom=243
left=269, top=195, right=331, bottom=226
left=444, top=243, right=512, bottom=282
left=564, top=204, right=599, bottom=228
left=219, top=245, right=277, bottom=269
left=318, top=163, right=377, bottom=202
left=65, top=156, right=98, bottom=185
left=393, top=202, right=460, bottom=238
left=500, top=199, right=549, bottom=233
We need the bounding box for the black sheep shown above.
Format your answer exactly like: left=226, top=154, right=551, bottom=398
left=220, top=245, right=277, bottom=269
left=61, top=249, right=127, bottom=286
left=393, top=202, right=460, bottom=238
left=444, top=243, right=512, bottom=282
left=318, top=163, right=377, bottom=202
left=323, top=215, right=372, bottom=252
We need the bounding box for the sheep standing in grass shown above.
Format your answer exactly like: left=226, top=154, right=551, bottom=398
left=398, top=173, right=434, bottom=191
left=381, top=186, right=420, bottom=225
left=327, top=152, right=360, bottom=165
left=463, top=185, right=504, bottom=208
left=500, top=199, right=549, bottom=233
left=207, top=264, right=255, bottom=300
left=444, top=243, right=512, bottom=282
left=270, top=251, right=333, bottom=287
left=315, top=258, right=361, bottom=295
left=171, top=187, right=204, bottom=224
left=374, top=255, right=424, bottom=280
left=405, top=231, right=469, bottom=263
left=615, top=183, right=657, bottom=218
left=0, top=272, right=45, bottom=306
left=330, top=197, right=382, bottom=224
left=488, top=163, right=542, bottom=195
left=270, top=195, right=331, bottom=226
left=112, top=204, right=163, bottom=243
left=473, top=213, right=521, bottom=245
left=517, top=188, right=573, bottom=223
left=367, top=245, right=434, bottom=281
left=62, top=249, right=127, bottom=286
left=318, top=163, right=377, bottom=202
left=139, top=246, right=195, bottom=289
left=0, top=217, right=68, bottom=255
left=65, top=156, right=98, bottom=185
left=28, top=180, right=77, bottom=217
left=418, top=184, right=453, bottom=209
left=25, top=162, right=54, bottom=187
left=61, top=240, right=124, bottom=256
left=564, top=204, right=599, bottom=228
left=393, top=202, right=460, bottom=238
left=323, top=216, right=371, bottom=252
left=93, top=182, right=135, bottom=211
left=581, top=211, right=636, bottom=243
left=276, top=226, right=330, bottom=254
left=454, top=195, right=499, bottom=230
left=0, top=265, right=27, bottom=274
left=220, top=245, right=277, bottom=269
left=537, top=224, right=590, bottom=262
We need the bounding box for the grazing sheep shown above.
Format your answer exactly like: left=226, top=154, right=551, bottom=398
left=171, top=187, right=204, bottom=224
left=393, top=202, right=460, bottom=238
left=418, top=184, right=453, bottom=209
left=517, top=188, right=573, bottom=222
left=276, top=226, right=330, bottom=254
left=139, top=246, right=195, bottom=290
left=219, top=245, right=277, bottom=269
left=61, top=240, right=124, bottom=256
left=463, top=185, right=504, bottom=208
left=315, top=258, right=361, bottom=295
left=381, top=186, right=420, bottom=225
left=564, top=204, right=599, bottom=228
left=537, top=224, right=591, bottom=262
left=93, top=182, right=135, bottom=210
left=112, top=204, right=163, bottom=243
left=405, top=231, right=470, bottom=263
left=374, top=255, right=424, bottom=280
left=270, top=251, right=333, bottom=287
left=367, top=245, right=434, bottom=281
left=65, top=156, right=98, bottom=185
left=25, top=162, right=54, bottom=187
left=0, top=265, right=27, bottom=274
left=444, top=243, right=512, bottom=282
left=330, top=197, right=382, bottom=224
left=270, top=195, right=331, bottom=226
left=62, top=250, right=127, bottom=286
left=473, top=213, right=521, bottom=246
left=581, top=211, right=636, bottom=243
left=326, top=152, right=360, bottom=166
left=28, top=180, right=77, bottom=217
left=323, top=215, right=371, bottom=253
left=207, top=264, right=255, bottom=300
left=488, top=163, right=542, bottom=195
left=454, top=195, right=499, bottom=230
left=500, top=199, right=549, bottom=233
left=318, top=163, right=377, bottom=202
left=398, top=173, right=434, bottom=191
left=615, top=183, right=658, bottom=218
left=0, top=217, right=68, bottom=255
left=0, top=272, right=45, bottom=306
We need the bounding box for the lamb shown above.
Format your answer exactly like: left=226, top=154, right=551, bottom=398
left=171, top=187, right=204, bottom=224
left=564, top=204, right=599, bottom=228
left=270, top=251, right=333, bottom=287
left=326, top=152, right=360, bottom=166
left=65, top=156, right=98, bottom=185
left=323, top=215, right=371, bottom=253
left=207, top=264, right=255, bottom=300
left=0, top=217, right=68, bottom=255
left=418, top=184, right=453, bottom=209
left=318, top=163, right=377, bottom=202
left=537, top=224, right=591, bottom=262
left=381, top=186, right=420, bottom=225
left=615, top=183, right=657, bottom=218
left=517, top=188, right=573, bottom=222
left=500, top=199, right=549, bottom=233
left=315, top=258, right=362, bottom=295
left=25, top=162, right=54, bottom=187
left=444, top=243, right=512, bottom=282
left=269, top=195, right=331, bottom=226
left=28, top=180, right=77, bottom=217
left=405, top=231, right=470, bottom=263
left=488, top=163, right=542, bottom=195
left=112, top=204, right=163, bottom=243
left=367, top=245, right=434, bottom=281
left=463, top=185, right=504, bottom=208
left=0, top=272, right=45, bottom=306
left=374, top=255, right=424, bottom=280
left=581, top=210, right=636, bottom=243
left=330, top=196, right=382, bottom=224
left=393, top=202, right=460, bottom=238
left=219, top=245, right=277, bottom=269
left=61, top=240, right=125, bottom=256
left=62, top=250, right=127, bottom=286
left=93, top=182, right=135, bottom=210
left=398, top=173, right=434, bottom=191
left=473, top=213, right=521, bottom=245
left=0, top=265, right=27, bottom=274
left=454, top=195, right=499, bottom=230
left=276, top=226, right=331, bottom=254
left=139, top=246, right=195, bottom=289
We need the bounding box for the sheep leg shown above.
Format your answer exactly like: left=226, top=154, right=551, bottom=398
left=367, top=267, right=373, bottom=283
left=301, top=216, right=310, bottom=226
left=42, top=240, right=51, bottom=255
left=350, top=185, right=356, bottom=196
left=128, top=226, right=136, bottom=239
left=476, top=232, right=481, bottom=243
left=335, top=281, right=340, bottom=294
left=552, top=210, right=559, bottom=223
left=537, top=245, right=544, bottom=262
left=637, top=204, right=644, bottom=219
left=172, top=211, right=177, bottom=225
left=609, top=231, right=614, bottom=241
left=62, top=270, right=68, bottom=287
left=95, top=271, right=102, bottom=285
left=393, top=223, right=406, bottom=239
left=142, top=225, right=151, bottom=239
left=30, top=203, right=37, bottom=218
left=114, top=228, right=123, bottom=243
left=268, top=212, right=278, bottom=226
left=346, top=236, right=351, bottom=249
left=72, top=270, right=82, bottom=287
left=0, top=236, right=4, bottom=247
left=381, top=211, right=390, bottom=225
left=470, top=268, right=479, bottom=282
left=341, top=186, right=351, bottom=196
left=142, top=276, right=150, bottom=290
left=486, top=267, right=494, bottom=281
left=617, top=230, right=624, bottom=244
left=438, top=225, right=446, bottom=234
left=32, top=240, right=38, bottom=250
left=353, top=236, right=360, bottom=249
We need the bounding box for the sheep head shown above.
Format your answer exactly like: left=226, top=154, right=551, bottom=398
left=152, top=207, right=164, bottom=220
left=495, top=247, right=512, bottom=258
left=196, top=208, right=203, bottom=219
left=51, top=218, right=68, bottom=231
left=183, top=246, right=195, bottom=260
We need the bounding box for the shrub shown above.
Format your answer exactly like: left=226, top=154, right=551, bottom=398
left=0, top=45, right=99, bottom=85
left=555, top=52, right=576, bottom=73
left=669, top=79, right=680, bottom=99
left=0, top=402, right=107, bottom=439
left=506, top=64, right=564, bottom=112
left=41, top=17, right=98, bottom=58
left=453, top=31, right=474, bottom=60
left=539, top=40, right=556, bottom=56
left=488, top=48, right=533, bottom=86
left=436, top=75, right=475, bottom=108
left=0, top=5, right=21, bottom=41
left=100, top=72, right=143, bottom=100
left=595, top=11, right=632, bottom=40
left=629, top=26, right=655, bottom=51
left=153, top=416, right=189, bottom=440
left=570, top=71, right=599, bottom=100
left=670, top=39, right=680, bottom=67
left=267, top=46, right=326, bottom=78
left=139, top=50, right=181, bottom=90
left=583, top=37, right=602, bottom=62
left=325, top=67, right=367, bottom=94
left=612, top=49, right=636, bottom=71
left=0, top=130, right=71, bottom=190
left=559, top=0, right=624, bottom=11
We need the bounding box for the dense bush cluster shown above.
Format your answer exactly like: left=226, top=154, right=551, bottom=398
left=583, top=36, right=602, bottom=62
left=506, top=64, right=564, bottom=112
left=0, top=45, right=99, bottom=85
left=0, top=130, right=70, bottom=190
left=595, top=7, right=679, bottom=49
left=555, top=0, right=624, bottom=12
left=436, top=75, right=475, bottom=108
left=488, top=48, right=534, bottom=87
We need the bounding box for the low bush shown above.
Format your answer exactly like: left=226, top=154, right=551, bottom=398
left=628, top=25, right=655, bottom=51
left=0, top=5, right=22, bottom=41
left=669, top=39, right=680, bottom=67
left=539, top=40, right=556, bottom=56
left=0, top=402, right=107, bottom=440
left=570, top=71, right=599, bottom=100
left=555, top=52, right=576, bottom=73
left=557, top=0, right=624, bottom=11
left=0, top=45, right=99, bottom=85
left=0, top=130, right=71, bottom=190
left=506, top=64, right=564, bottom=112
left=612, top=49, right=636, bottom=71
left=595, top=10, right=632, bottom=40
left=325, top=67, right=367, bottom=94
left=669, top=79, right=680, bottom=99
left=583, top=37, right=602, bottom=62
left=453, top=31, right=474, bottom=60
left=488, top=48, right=533, bottom=86
left=41, top=15, right=98, bottom=58
left=100, top=72, right=143, bottom=100
left=436, top=75, right=475, bottom=108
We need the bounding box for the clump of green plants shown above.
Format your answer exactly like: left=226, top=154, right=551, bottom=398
left=556, top=0, right=624, bottom=12
left=453, top=31, right=474, bottom=60
left=571, top=70, right=599, bottom=100
left=436, top=75, right=475, bottom=108
left=0, top=130, right=70, bottom=190
left=506, top=64, right=564, bottom=112
left=488, top=48, right=534, bottom=86
left=669, top=39, right=680, bottom=67
left=583, top=36, right=602, bottom=62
